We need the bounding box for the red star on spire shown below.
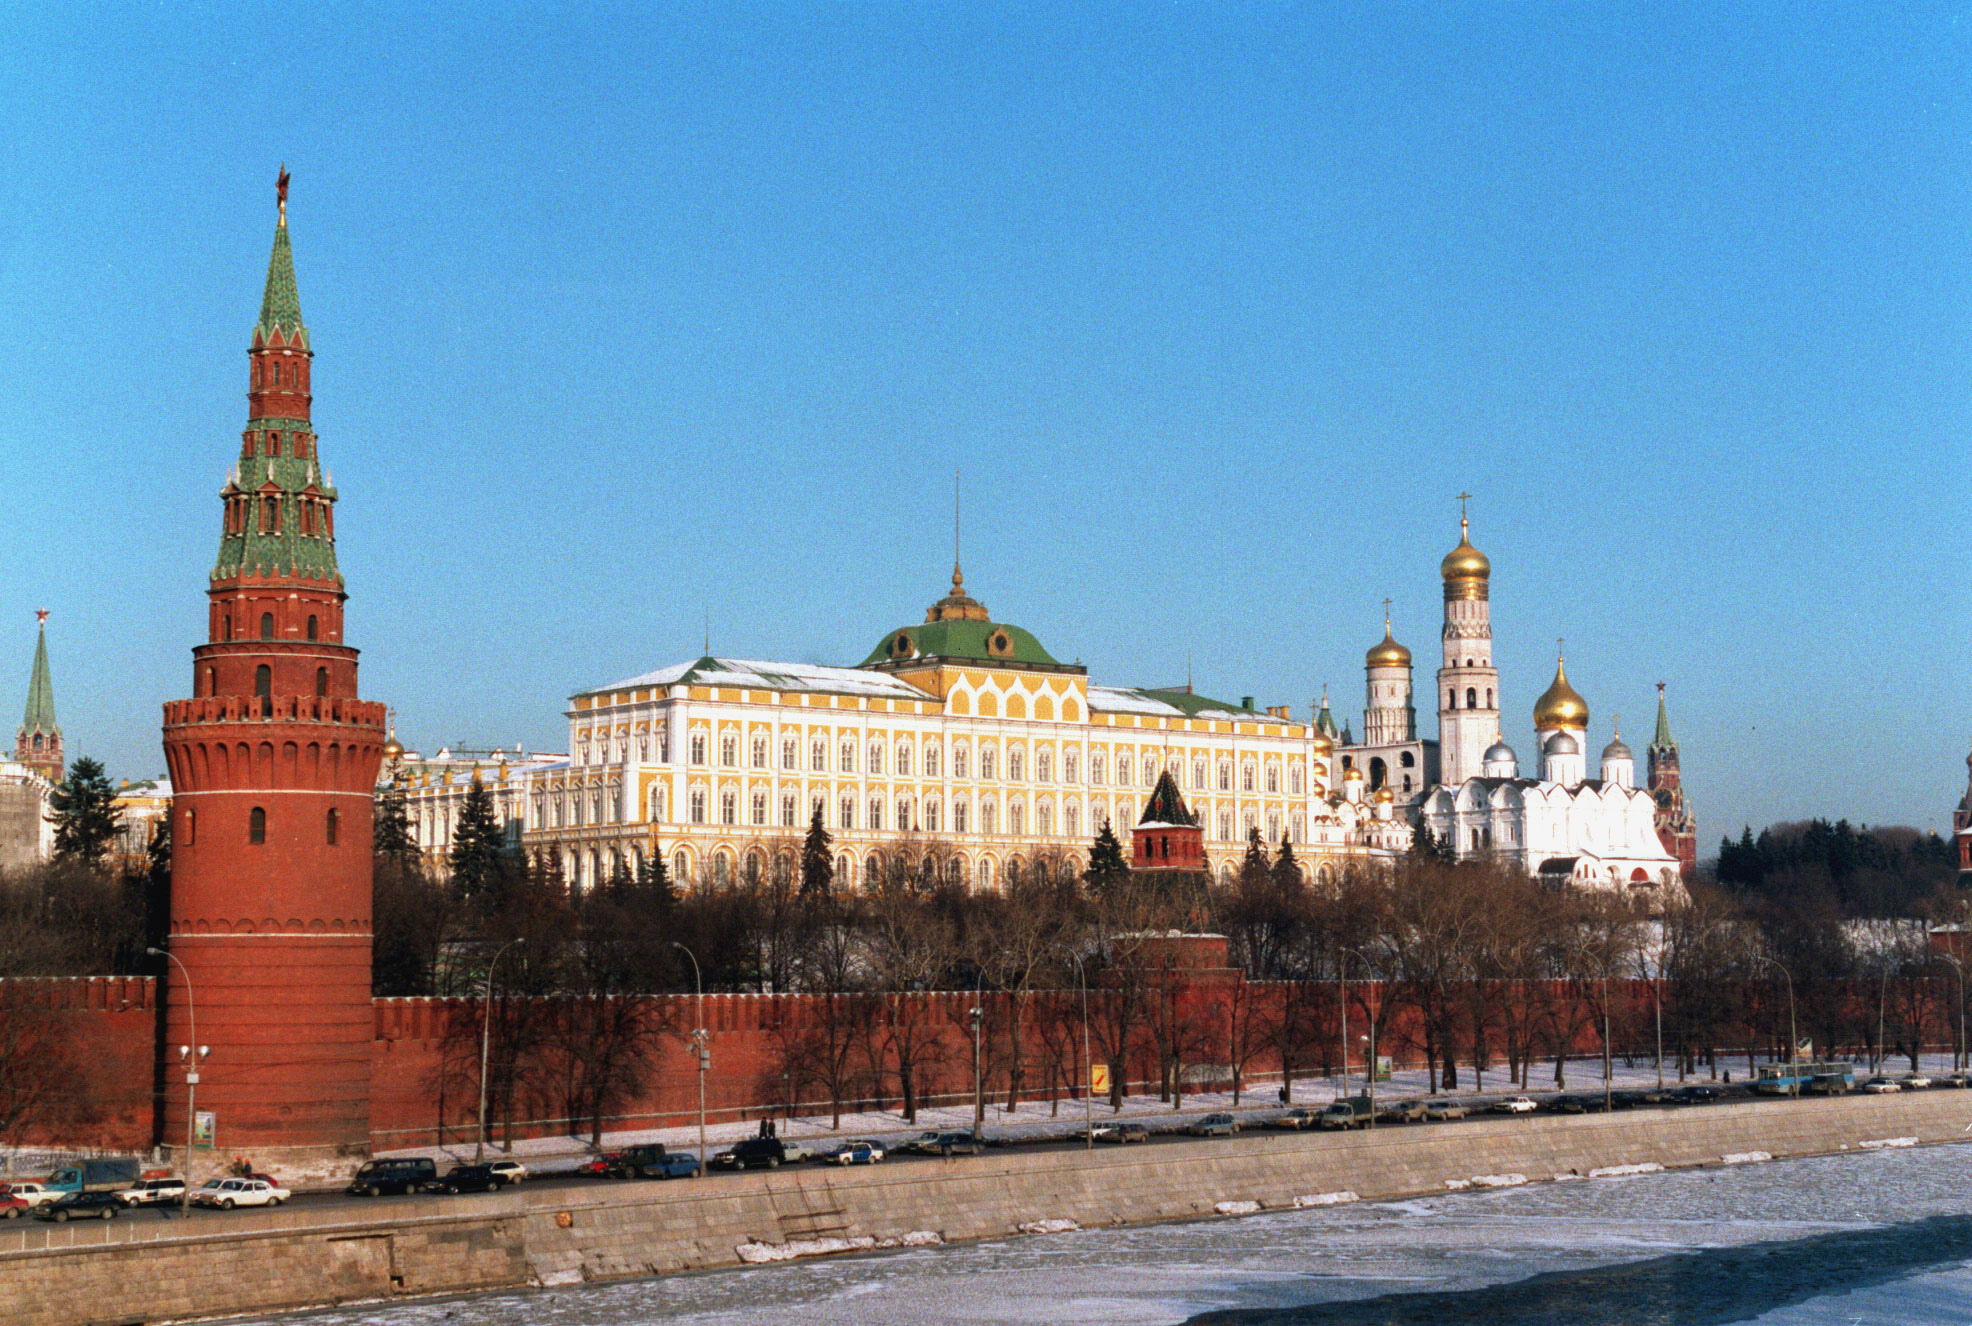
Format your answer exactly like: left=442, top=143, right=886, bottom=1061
left=34, top=609, right=47, bottom=624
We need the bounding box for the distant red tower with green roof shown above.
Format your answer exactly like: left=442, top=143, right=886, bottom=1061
left=15, top=610, right=61, bottom=784
left=158, top=172, right=387, bottom=1170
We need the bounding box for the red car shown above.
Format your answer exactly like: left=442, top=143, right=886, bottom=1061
left=0, top=1195, right=27, bottom=1220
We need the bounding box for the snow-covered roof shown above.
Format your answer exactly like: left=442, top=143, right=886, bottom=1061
left=1087, top=685, right=1285, bottom=724
left=588, top=656, right=933, bottom=702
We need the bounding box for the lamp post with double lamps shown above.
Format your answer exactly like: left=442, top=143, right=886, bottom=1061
left=1342, top=946, right=1378, bottom=1129
left=1752, top=954, right=1799, bottom=1096
left=671, top=942, right=708, bottom=1177
left=1069, top=953, right=1094, bottom=1150
left=1939, top=953, right=1967, bottom=1078
left=476, top=938, right=525, bottom=1162
left=146, top=947, right=207, bottom=1217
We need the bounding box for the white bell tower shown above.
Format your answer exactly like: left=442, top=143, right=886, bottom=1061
left=1436, top=496, right=1502, bottom=785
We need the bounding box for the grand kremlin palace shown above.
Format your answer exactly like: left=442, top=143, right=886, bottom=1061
left=394, top=566, right=1417, bottom=891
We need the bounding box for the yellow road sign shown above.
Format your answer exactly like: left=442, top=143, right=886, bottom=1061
left=1091, top=1064, right=1111, bottom=1094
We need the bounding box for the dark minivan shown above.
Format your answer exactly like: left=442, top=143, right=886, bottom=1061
left=348, top=1157, right=438, bottom=1196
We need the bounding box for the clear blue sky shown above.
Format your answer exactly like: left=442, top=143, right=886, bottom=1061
left=2, top=4, right=1967, bottom=844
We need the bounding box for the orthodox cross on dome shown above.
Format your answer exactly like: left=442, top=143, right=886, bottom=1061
left=1382, top=596, right=1392, bottom=628
left=277, top=164, right=290, bottom=224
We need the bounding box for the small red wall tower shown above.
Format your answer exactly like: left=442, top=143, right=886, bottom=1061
left=1132, top=769, right=1206, bottom=872
left=159, top=173, right=386, bottom=1170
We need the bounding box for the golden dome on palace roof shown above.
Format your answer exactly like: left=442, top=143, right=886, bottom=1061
left=1533, top=654, right=1590, bottom=731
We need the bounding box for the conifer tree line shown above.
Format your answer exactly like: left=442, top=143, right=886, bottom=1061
left=367, top=777, right=1972, bottom=1136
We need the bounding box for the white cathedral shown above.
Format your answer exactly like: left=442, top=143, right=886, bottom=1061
left=1336, top=513, right=1685, bottom=896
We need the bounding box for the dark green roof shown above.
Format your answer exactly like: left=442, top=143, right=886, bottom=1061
left=19, top=621, right=56, bottom=739
left=1652, top=689, right=1676, bottom=751
left=860, top=618, right=1078, bottom=672
left=257, top=219, right=305, bottom=342
left=1138, top=770, right=1196, bottom=826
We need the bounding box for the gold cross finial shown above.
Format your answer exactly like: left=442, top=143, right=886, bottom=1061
left=1456, top=491, right=1471, bottom=518
left=1382, top=596, right=1393, bottom=628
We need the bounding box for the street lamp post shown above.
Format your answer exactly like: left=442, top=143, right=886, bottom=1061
left=671, top=942, right=708, bottom=1177
left=1939, top=954, right=1967, bottom=1077
left=476, top=939, right=525, bottom=1162
left=1753, top=954, right=1798, bottom=1097
left=1070, top=954, right=1094, bottom=1150
left=146, top=947, right=206, bottom=1218
left=970, top=985, right=985, bottom=1134
left=1343, top=947, right=1377, bottom=1129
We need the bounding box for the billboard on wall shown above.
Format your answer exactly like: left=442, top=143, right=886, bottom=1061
left=193, top=1111, right=216, bottom=1148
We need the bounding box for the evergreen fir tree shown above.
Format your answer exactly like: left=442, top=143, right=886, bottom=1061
left=1409, top=820, right=1454, bottom=863
left=1082, top=820, right=1130, bottom=895
left=1237, top=826, right=1270, bottom=887
left=47, top=755, right=120, bottom=866
left=448, top=774, right=514, bottom=903
left=373, top=788, right=417, bottom=865
left=1270, top=833, right=1301, bottom=892
left=799, top=806, right=834, bottom=897
left=634, top=852, right=675, bottom=911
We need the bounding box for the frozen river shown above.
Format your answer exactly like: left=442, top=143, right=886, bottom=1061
left=245, top=1141, right=1972, bottom=1325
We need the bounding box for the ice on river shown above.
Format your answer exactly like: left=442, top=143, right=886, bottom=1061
left=241, top=1141, right=1972, bottom=1325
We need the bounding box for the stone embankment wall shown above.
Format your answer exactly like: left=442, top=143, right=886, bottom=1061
left=5, top=1090, right=1970, bottom=1326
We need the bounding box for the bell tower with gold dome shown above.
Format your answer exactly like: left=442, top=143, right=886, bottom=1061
left=1436, top=498, right=1501, bottom=784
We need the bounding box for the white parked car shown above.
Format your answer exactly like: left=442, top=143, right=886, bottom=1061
left=1495, top=1096, right=1538, bottom=1114
left=486, top=1160, right=527, bottom=1185
left=0, top=1182, right=58, bottom=1208
left=115, top=1178, right=187, bottom=1207
left=1901, top=1074, right=1934, bottom=1091
left=192, top=1178, right=290, bottom=1209
left=1860, top=1077, right=1902, bottom=1094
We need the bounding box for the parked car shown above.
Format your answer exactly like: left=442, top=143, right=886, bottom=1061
left=930, top=1131, right=985, bottom=1156
left=1317, top=1098, right=1376, bottom=1131
left=1901, top=1074, right=1935, bottom=1091
left=1186, top=1113, right=1240, bottom=1137
left=1271, top=1108, right=1320, bottom=1131
left=1545, top=1094, right=1594, bottom=1114
left=1494, top=1096, right=1538, bottom=1115
left=348, top=1157, right=437, bottom=1196
left=0, top=1194, right=26, bottom=1219
left=1082, top=1122, right=1118, bottom=1144
left=829, top=1141, right=886, bottom=1166
left=115, top=1178, right=187, bottom=1208
left=905, top=1130, right=948, bottom=1156
left=1635, top=1088, right=1683, bottom=1106
left=426, top=1165, right=503, bottom=1195
left=193, top=1178, right=289, bottom=1209
left=0, top=1182, right=57, bottom=1209
left=1676, top=1085, right=1724, bottom=1104
left=1380, top=1099, right=1427, bottom=1124
left=710, top=1138, right=793, bottom=1171
left=1111, top=1122, right=1151, bottom=1144
left=1860, top=1077, right=1902, bottom=1094
left=35, top=1191, right=121, bottom=1222
left=1423, top=1099, right=1468, bottom=1121
left=486, top=1160, right=528, bottom=1185
left=1940, top=1073, right=1971, bottom=1090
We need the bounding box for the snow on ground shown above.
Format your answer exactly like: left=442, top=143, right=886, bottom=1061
left=380, top=1049, right=1971, bottom=1171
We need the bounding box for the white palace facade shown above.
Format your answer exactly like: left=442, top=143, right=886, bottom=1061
left=394, top=567, right=1415, bottom=891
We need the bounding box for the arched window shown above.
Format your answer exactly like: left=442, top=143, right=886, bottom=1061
left=869, top=797, right=883, bottom=832
left=1009, top=749, right=1025, bottom=780
left=262, top=497, right=277, bottom=532
left=868, top=740, right=883, bottom=775
left=306, top=614, right=318, bottom=641
left=953, top=745, right=969, bottom=778
left=924, top=798, right=941, bottom=832
left=925, top=742, right=941, bottom=777
left=1466, top=687, right=1477, bottom=709
left=719, top=791, right=736, bottom=825
left=315, top=667, right=328, bottom=698
left=1241, top=762, right=1254, bottom=792
left=720, top=735, right=737, bottom=767
left=674, top=851, right=690, bottom=883
left=689, top=734, right=707, bottom=765
left=840, top=741, right=855, bottom=774
left=254, top=664, right=272, bottom=716
left=1486, top=688, right=1494, bottom=708
left=751, top=736, right=767, bottom=768
left=689, top=790, right=706, bottom=823
left=840, top=797, right=854, bottom=830
left=896, top=742, right=911, bottom=776
left=1448, top=689, right=1457, bottom=709
left=1400, top=751, right=1416, bottom=768
left=781, top=792, right=797, bottom=827
left=981, top=746, right=997, bottom=779
left=811, top=739, right=826, bottom=772
left=248, top=806, right=267, bottom=844
left=1265, top=764, right=1280, bottom=793
left=204, top=666, right=216, bottom=697
left=260, top=613, right=275, bottom=641
left=183, top=809, right=195, bottom=846
left=326, top=808, right=339, bottom=845
left=223, top=615, right=233, bottom=641
left=1218, top=761, right=1231, bottom=791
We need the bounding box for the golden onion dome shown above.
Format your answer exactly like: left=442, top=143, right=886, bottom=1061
left=1365, top=624, right=1412, bottom=668
left=1309, top=730, right=1334, bottom=755
left=1440, top=516, right=1491, bottom=599
left=1533, top=654, right=1590, bottom=731
left=1373, top=787, right=1395, bottom=803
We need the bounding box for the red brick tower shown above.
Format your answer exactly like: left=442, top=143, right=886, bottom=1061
left=159, top=172, right=387, bottom=1172
left=1132, top=770, right=1206, bottom=872
left=1646, top=683, right=1698, bottom=881
left=14, top=610, right=62, bottom=783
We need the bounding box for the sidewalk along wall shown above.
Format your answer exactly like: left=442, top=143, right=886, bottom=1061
left=0, top=977, right=158, bottom=1155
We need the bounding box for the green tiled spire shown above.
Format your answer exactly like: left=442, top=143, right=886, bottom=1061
left=20, top=617, right=56, bottom=740
left=1652, top=686, right=1676, bottom=751
left=256, top=217, right=305, bottom=342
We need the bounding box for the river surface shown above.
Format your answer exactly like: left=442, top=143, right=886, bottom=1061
left=244, top=1142, right=1972, bottom=1325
